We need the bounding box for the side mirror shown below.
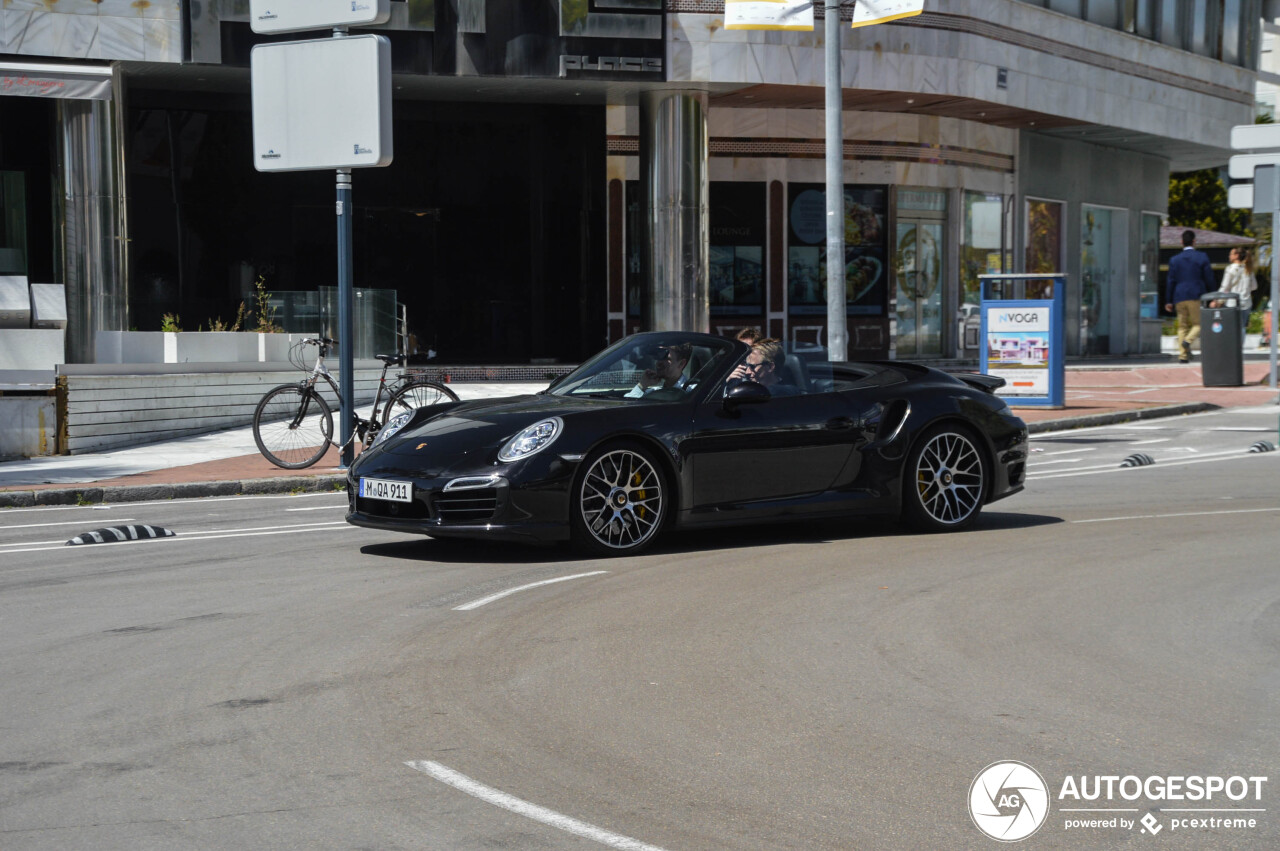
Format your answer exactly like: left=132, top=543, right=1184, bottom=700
left=724, top=380, right=771, bottom=410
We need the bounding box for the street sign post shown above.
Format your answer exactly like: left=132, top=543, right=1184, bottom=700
left=1230, top=124, right=1280, bottom=151
left=250, top=6, right=394, bottom=466
left=1228, top=123, right=1280, bottom=398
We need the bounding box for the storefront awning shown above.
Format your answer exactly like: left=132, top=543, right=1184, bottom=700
left=0, top=62, right=112, bottom=101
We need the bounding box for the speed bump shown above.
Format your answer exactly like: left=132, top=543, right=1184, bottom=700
left=67, top=525, right=176, bottom=546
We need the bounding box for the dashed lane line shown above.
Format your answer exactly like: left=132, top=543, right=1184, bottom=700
left=406, top=760, right=668, bottom=851
left=1072, top=507, right=1280, bottom=524
left=453, top=571, right=610, bottom=611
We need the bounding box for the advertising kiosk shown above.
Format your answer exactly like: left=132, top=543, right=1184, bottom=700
left=978, top=274, right=1066, bottom=408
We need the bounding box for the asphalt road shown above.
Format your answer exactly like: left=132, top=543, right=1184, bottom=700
left=1, top=405, right=1278, bottom=850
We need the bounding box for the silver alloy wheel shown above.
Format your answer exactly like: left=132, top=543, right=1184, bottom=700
left=578, top=448, right=664, bottom=550
left=913, top=430, right=984, bottom=525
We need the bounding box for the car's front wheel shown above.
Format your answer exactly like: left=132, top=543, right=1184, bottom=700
left=901, top=423, right=987, bottom=531
left=572, top=442, right=668, bottom=556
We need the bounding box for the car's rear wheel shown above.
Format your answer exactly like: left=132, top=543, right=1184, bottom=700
left=901, top=423, right=987, bottom=531
left=572, top=442, right=667, bottom=556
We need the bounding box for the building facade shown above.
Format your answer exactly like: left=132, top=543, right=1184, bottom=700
left=0, top=0, right=1260, bottom=366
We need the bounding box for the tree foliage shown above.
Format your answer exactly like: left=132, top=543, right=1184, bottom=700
left=1168, top=169, right=1252, bottom=236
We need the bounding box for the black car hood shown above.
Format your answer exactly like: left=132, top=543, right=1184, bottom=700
left=368, top=393, right=622, bottom=474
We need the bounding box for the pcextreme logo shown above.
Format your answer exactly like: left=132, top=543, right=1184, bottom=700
left=969, top=762, right=1269, bottom=842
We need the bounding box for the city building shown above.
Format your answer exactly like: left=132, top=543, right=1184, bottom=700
left=0, top=0, right=1262, bottom=368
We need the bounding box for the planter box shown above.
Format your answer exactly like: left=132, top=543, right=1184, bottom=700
left=94, top=331, right=315, bottom=364
left=0, top=328, right=66, bottom=371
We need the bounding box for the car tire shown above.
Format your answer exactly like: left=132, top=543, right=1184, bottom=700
left=901, top=423, right=988, bottom=532
left=571, top=441, right=668, bottom=557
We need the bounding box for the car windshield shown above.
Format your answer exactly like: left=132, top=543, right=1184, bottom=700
left=548, top=333, right=739, bottom=401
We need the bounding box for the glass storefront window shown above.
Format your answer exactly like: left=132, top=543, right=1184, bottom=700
left=1190, top=0, right=1221, bottom=56
left=0, top=171, right=27, bottom=276
left=1140, top=213, right=1161, bottom=319
left=1080, top=205, right=1127, bottom=355
left=1087, top=0, right=1121, bottom=29
left=1025, top=199, right=1064, bottom=275
left=962, top=192, right=1006, bottom=319
left=1135, top=0, right=1159, bottom=37
left=1160, top=0, right=1187, bottom=50
left=626, top=182, right=642, bottom=318
left=786, top=184, right=889, bottom=316
left=710, top=183, right=766, bottom=316
left=895, top=189, right=947, bottom=358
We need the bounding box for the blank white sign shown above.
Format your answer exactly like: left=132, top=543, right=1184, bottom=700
left=251, top=35, right=393, bottom=172
left=249, top=0, right=390, bottom=35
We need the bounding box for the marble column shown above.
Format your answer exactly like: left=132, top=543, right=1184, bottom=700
left=639, top=90, right=708, bottom=332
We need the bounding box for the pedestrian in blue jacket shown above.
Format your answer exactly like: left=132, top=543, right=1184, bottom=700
left=1164, top=229, right=1215, bottom=363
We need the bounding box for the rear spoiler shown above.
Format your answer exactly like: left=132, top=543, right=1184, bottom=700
left=954, top=372, right=1005, bottom=394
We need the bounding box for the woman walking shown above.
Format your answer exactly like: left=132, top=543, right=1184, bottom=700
left=1216, top=247, right=1255, bottom=342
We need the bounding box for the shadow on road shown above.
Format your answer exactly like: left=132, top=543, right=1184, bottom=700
left=358, top=511, right=1062, bottom=564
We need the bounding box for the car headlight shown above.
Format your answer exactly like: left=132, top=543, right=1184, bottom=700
left=498, top=417, right=563, bottom=462
left=373, top=411, right=414, bottom=448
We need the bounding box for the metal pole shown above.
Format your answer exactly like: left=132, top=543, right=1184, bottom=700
left=337, top=168, right=355, bottom=468
left=825, top=0, right=847, bottom=361
left=1271, top=197, right=1278, bottom=393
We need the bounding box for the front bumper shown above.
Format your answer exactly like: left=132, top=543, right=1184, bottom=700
left=345, top=468, right=572, bottom=544
left=987, top=415, right=1028, bottom=503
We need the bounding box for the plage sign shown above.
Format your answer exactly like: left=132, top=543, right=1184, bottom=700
left=249, top=0, right=391, bottom=35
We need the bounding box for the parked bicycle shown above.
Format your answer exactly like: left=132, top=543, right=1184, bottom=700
left=252, top=337, right=459, bottom=469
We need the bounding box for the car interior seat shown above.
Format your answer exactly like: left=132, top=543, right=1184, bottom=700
left=780, top=354, right=808, bottom=392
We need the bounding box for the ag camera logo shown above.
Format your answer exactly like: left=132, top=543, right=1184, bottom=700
left=969, top=761, right=1050, bottom=842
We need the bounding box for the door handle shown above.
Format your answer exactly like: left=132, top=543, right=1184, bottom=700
left=826, top=416, right=856, bottom=431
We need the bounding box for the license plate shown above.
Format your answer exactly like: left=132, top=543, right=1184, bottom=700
left=359, top=477, right=412, bottom=503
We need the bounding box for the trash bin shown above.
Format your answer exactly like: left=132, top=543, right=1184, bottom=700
left=1199, top=292, right=1243, bottom=387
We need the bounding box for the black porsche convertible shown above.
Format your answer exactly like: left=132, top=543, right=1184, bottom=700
left=346, top=332, right=1028, bottom=556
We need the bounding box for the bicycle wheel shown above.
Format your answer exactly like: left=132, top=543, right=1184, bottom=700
left=382, top=379, right=459, bottom=423
left=252, top=384, right=334, bottom=469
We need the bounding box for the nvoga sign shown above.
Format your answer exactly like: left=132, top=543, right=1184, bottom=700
left=979, top=274, right=1066, bottom=407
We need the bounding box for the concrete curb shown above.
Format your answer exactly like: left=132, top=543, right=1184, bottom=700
left=1025, top=402, right=1218, bottom=434
left=0, top=402, right=1223, bottom=508
left=0, top=474, right=347, bottom=509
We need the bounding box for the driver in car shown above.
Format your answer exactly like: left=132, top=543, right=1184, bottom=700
left=727, top=339, right=801, bottom=396
left=625, top=343, right=692, bottom=397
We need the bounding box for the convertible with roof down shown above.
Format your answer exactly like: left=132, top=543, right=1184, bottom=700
left=346, top=331, right=1028, bottom=555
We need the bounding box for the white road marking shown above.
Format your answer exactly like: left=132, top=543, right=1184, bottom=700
left=405, top=760, right=668, bottom=851
left=285, top=505, right=347, bottom=512
left=1035, top=448, right=1096, bottom=457
left=1073, top=507, right=1280, bottom=524
left=1030, top=458, right=1085, bottom=467
left=1030, top=448, right=1280, bottom=479
left=454, top=571, right=609, bottom=611
left=1129, top=438, right=1172, bottom=445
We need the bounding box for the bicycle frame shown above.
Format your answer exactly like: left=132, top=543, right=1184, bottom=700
left=294, top=339, right=404, bottom=445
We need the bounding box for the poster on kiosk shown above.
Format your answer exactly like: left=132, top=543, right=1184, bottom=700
left=979, top=274, right=1066, bottom=407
